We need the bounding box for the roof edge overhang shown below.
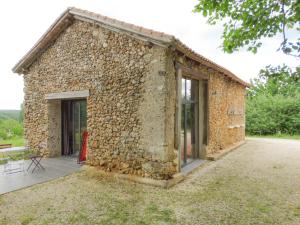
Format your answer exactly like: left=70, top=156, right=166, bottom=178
left=12, top=7, right=250, bottom=87
left=174, top=40, right=250, bottom=87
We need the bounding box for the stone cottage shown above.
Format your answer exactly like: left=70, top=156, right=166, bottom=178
left=13, top=8, right=249, bottom=182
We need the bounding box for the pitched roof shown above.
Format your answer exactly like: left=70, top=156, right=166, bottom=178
left=12, top=7, right=250, bottom=87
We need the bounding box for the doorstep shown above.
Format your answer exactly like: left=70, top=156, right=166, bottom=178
left=206, top=140, right=246, bottom=161
left=180, top=159, right=207, bottom=176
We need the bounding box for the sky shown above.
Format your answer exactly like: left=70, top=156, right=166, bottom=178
left=0, top=0, right=299, bottom=110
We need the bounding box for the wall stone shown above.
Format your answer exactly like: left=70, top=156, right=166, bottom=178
left=207, top=71, right=245, bottom=154
left=138, top=48, right=177, bottom=179
left=47, top=100, right=61, bottom=157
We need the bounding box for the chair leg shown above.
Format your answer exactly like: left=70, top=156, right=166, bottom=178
left=36, top=157, right=45, bottom=170
left=31, top=158, right=39, bottom=173
left=31, top=157, right=45, bottom=173
left=27, top=159, right=35, bottom=171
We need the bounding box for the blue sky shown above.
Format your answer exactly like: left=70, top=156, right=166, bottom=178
left=0, top=0, right=298, bottom=109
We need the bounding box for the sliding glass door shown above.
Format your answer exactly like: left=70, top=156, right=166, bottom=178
left=181, top=77, right=199, bottom=167
left=72, top=101, right=87, bottom=154
left=62, top=100, right=87, bottom=156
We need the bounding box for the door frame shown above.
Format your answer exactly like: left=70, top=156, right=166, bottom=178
left=175, top=63, right=209, bottom=170
left=181, top=77, right=200, bottom=167
left=61, top=99, right=87, bottom=156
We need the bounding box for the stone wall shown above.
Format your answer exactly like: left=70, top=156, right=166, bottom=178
left=208, top=71, right=245, bottom=154
left=47, top=100, right=61, bottom=157
left=24, top=20, right=176, bottom=179
left=174, top=56, right=245, bottom=156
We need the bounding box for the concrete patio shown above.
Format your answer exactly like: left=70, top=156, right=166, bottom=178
left=0, top=156, right=81, bottom=195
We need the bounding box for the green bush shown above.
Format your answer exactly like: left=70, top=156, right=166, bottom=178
left=0, top=119, right=23, bottom=140
left=0, top=129, right=8, bottom=140
left=11, top=122, right=23, bottom=136
left=246, top=94, right=300, bottom=135
left=246, top=65, right=300, bottom=136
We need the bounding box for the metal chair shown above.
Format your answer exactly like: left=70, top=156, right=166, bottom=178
left=27, top=151, right=46, bottom=173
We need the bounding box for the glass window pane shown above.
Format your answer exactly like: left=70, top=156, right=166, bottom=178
left=73, top=102, right=81, bottom=153
left=186, top=79, right=191, bottom=101
left=80, top=101, right=87, bottom=133
left=181, top=78, right=186, bottom=101
left=181, top=126, right=185, bottom=164
left=180, top=77, right=199, bottom=167
left=191, top=79, right=198, bottom=102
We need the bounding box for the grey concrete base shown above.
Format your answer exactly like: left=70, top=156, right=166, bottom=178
left=206, top=140, right=246, bottom=161
left=83, top=166, right=185, bottom=188
left=180, top=159, right=207, bottom=176
left=0, top=157, right=81, bottom=195
left=83, top=160, right=206, bottom=188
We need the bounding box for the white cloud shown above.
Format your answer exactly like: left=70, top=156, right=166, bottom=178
left=0, top=0, right=298, bottom=109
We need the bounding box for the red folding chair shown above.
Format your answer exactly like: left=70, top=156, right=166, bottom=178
left=78, top=131, right=88, bottom=164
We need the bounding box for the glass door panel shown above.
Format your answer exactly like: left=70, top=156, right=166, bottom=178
left=80, top=101, right=87, bottom=133
left=73, top=101, right=87, bottom=155
left=73, top=102, right=80, bottom=154
left=181, top=77, right=199, bottom=167
left=78, top=101, right=87, bottom=154
left=62, top=100, right=87, bottom=156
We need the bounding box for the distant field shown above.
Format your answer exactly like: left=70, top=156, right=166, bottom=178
left=0, top=109, right=20, bottom=120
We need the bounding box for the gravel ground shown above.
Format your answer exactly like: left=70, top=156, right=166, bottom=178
left=1, top=138, right=300, bottom=225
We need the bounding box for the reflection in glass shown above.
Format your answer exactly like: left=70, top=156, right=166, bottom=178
left=62, top=100, right=87, bottom=156
left=181, top=77, right=199, bottom=167
left=73, top=101, right=87, bottom=154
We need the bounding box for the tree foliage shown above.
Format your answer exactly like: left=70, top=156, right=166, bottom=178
left=246, top=65, right=300, bottom=135
left=194, top=0, right=300, bottom=57
left=246, top=94, right=300, bottom=134
left=0, top=119, right=23, bottom=140
left=248, top=64, right=300, bottom=97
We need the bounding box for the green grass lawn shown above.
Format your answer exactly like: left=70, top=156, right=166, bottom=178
left=247, top=133, right=300, bottom=140
left=0, top=136, right=24, bottom=147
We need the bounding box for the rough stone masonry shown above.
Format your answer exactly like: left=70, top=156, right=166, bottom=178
left=14, top=8, right=248, bottom=181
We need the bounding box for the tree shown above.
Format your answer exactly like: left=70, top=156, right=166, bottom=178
left=246, top=94, right=300, bottom=135
left=194, top=0, right=300, bottom=57
left=246, top=65, right=300, bottom=135
left=0, top=119, right=23, bottom=140
left=248, top=64, right=300, bottom=97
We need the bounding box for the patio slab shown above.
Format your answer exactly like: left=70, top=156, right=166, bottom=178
left=0, top=156, right=81, bottom=195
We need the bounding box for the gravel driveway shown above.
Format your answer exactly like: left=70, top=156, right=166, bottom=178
left=1, top=138, right=300, bottom=225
